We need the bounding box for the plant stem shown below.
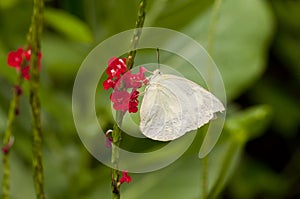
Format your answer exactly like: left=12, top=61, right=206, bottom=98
left=110, top=1, right=147, bottom=198
left=111, top=113, right=123, bottom=199
left=27, top=0, right=46, bottom=198
left=202, top=0, right=223, bottom=199
left=2, top=79, right=23, bottom=199
left=126, top=0, right=146, bottom=70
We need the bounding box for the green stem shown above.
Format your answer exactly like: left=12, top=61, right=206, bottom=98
left=202, top=0, right=223, bottom=199
left=111, top=113, right=123, bottom=199
left=207, top=0, right=223, bottom=54
left=126, top=0, right=146, bottom=70
left=27, top=0, right=45, bottom=198
left=110, top=1, right=146, bottom=198
left=2, top=78, right=23, bottom=199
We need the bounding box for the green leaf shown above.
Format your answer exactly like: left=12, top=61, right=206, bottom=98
left=152, top=0, right=274, bottom=101
left=41, top=34, right=89, bottom=83
left=44, top=8, right=94, bottom=43
left=0, top=0, right=18, bottom=9
left=195, top=0, right=274, bottom=100
left=145, top=0, right=212, bottom=28
left=121, top=136, right=240, bottom=199
left=225, top=105, right=272, bottom=143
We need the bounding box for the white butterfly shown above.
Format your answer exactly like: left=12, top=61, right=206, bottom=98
left=139, top=69, right=225, bottom=141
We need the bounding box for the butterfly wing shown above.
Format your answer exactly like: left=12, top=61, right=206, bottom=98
left=161, top=74, right=225, bottom=130
left=140, top=80, right=188, bottom=141
left=140, top=74, right=225, bottom=141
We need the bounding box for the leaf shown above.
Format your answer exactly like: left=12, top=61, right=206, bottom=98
left=121, top=105, right=271, bottom=199
left=153, top=0, right=274, bottom=101
left=225, top=105, right=272, bottom=142
left=44, top=8, right=94, bottom=43
left=145, top=0, right=212, bottom=28
left=0, top=0, right=18, bottom=9
left=41, top=34, right=88, bottom=83
left=205, top=105, right=272, bottom=198
left=199, top=0, right=274, bottom=100
left=121, top=136, right=240, bottom=199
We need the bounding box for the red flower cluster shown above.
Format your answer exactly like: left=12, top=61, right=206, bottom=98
left=7, top=47, right=42, bottom=80
left=119, top=170, right=132, bottom=184
left=103, top=57, right=147, bottom=113
left=103, top=57, right=127, bottom=90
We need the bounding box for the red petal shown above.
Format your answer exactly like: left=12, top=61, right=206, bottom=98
left=130, top=90, right=139, bottom=100
left=7, top=48, right=24, bottom=68
left=24, top=49, right=31, bottom=61
left=110, top=90, right=131, bottom=103
left=107, top=57, right=127, bottom=78
left=103, top=78, right=116, bottom=90
left=129, top=106, right=138, bottom=113
left=119, top=171, right=132, bottom=184
left=138, top=66, right=147, bottom=78
left=21, top=66, right=30, bottom=80
left=108, top=57, right=118, bottom=66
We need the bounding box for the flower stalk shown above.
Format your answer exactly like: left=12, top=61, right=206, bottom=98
left=2, top=78, right=23, bottom=199
left=110, top=0, right=146, bottom=198
left=26, top=0, right=46, bottom=198
left=126, top=0, right=146, bottom=70
left=1, top=0, right=45, bottom=197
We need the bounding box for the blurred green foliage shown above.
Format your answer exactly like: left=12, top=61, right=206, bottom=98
left=0, top=0, right=299, bottom=199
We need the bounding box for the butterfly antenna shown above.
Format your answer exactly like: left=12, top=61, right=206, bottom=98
left=156, top=48, right=161, bottom=72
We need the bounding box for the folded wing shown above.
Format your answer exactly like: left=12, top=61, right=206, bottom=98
left=140, top=74, right=225, bottom=141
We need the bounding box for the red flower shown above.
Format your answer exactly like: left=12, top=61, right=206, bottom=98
left=128, top=90, right=139, bottom=113
left=7, top=48, right=24, bottom=69
left=123, top=67, right=147, bottom=89
left=106, top=57, right=127, bottom=78
left=7, top=47, right=42, bottom=80
left=110, top=90, right=131, bottom=113
left=128, top=101, right=138, bottom=113
left=21, top=66, right=30, bottom=80
left=109, top=89, right=140, bottom=113
left=103, top=78, right=117, bottom=90
left=24, top=49, right=42, bottom=69
left=119, top=170, right=132, bottom=184
left=103, top=57, right=127, bottom=90
left=102, top=57, right=147, bottom=113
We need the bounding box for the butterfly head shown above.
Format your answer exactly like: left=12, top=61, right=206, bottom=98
left=146, top=69, right=161, bottom=84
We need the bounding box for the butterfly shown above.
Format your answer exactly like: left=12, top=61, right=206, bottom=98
left=139, top=69, right=225, bottom=141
